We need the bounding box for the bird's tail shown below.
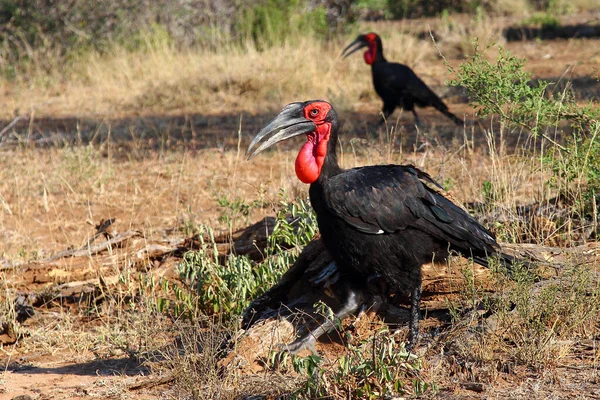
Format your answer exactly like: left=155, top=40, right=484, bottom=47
left=441, top=108, right=464, bottom=126
left=429, top=95, right=464, bottom=126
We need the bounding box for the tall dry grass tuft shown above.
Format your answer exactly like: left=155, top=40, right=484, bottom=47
left=435, top=12, right=507, bottom=59
left=0, top=29, right=435, bottom=119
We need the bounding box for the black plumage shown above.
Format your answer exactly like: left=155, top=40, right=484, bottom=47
left=342, top=33, right=464, bottom=126
left=247, top=100, right=513, bottom=347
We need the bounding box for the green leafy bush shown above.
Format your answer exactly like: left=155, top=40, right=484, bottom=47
left=268, top=196, right=319, bottom=252
left=236, top=0, right=329, bottom=47
left=449, top=43, right=600, bottom=217
left=178, top=197, right=318, bottom=317
left=269, top=329, right=435, bottom=398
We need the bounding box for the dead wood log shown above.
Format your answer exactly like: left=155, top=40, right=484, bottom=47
left=184, top=216, right=302, bottom=261
left=1, top=218, right=281, bottom=310
left=43, top=230, right=141, bottom=262
left=0, top=321, right=18, bottom=345
left=472, top=195, right=599, bottom=246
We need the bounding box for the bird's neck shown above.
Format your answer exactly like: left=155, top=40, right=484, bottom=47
left=366, top=41, right=386, bottom=65
left=373, top=47, right=386, bottom=63
left=317, top=134, right=343, bottom=181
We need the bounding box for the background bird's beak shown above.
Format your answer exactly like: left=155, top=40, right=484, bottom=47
left=246, top=102, right=316, bottom=160
left=341, top=37, right=367, bottom=58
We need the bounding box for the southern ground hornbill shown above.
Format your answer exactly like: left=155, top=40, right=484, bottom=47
left=342, top=32, right=464, bottom=126
left=247, top=100, right=514, bottom=348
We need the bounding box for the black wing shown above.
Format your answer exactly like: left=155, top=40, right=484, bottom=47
left=377, top=64, right=445, bottom=107
left=377, top=63, right=463, bottom=125
left=323, top=165, right=498, bottom=253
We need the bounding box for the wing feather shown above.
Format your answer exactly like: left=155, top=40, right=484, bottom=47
left=323, top=165, right=498, bottom=253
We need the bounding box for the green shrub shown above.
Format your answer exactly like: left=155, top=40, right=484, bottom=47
left=269, top=329, right=435, bottom=398
left=352, top=0, right=393, bottom=19
left=178, top=197, right=318, bottom=317
left=386, top=0, right=485, bottom=19
left=449, top=43, right=600, bottom=218
left=268, top=196, right=319, bottom=253
left=522, top=12, right=561, bottom=27
left=236, top=0, right=329, bottom=47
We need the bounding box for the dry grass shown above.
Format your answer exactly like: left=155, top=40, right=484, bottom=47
left=1, top=12, right=595, bottom=121
left=0, top=16, right=493, bottom=121
left=0, top=131, right=553, bottom=261
left=492, top=0, right=533, bottom=15
left=553, top=0, right=600, bottom=13
left=441, top=261, right=600, bottom=383
left=0, top=145, right=298, bottom=259
left=0, top=31, right=433, bottom=120
left=1, top=10, right=599, bottom=400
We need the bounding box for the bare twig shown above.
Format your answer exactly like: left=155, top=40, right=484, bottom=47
left=0, top=115, right=28, bottom=137
left=127, top=374, right=175, bottom=391
left=43, top=230, right=141, bottom=262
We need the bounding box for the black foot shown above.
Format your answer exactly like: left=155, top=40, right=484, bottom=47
left=406, top=330, right=430, bottom=351
left=407, top=330, right=419, bottom=350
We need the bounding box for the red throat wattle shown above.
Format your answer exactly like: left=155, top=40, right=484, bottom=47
left=363, top=44, right=376, bottom=65
left=363, top=34, right=377, bottom=65
left=295, top=123, right=330, bottom=183
left=294, top=102, right=332, bottom=184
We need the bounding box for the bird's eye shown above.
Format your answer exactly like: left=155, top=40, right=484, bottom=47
left=310, top=109, right=319, bottom=117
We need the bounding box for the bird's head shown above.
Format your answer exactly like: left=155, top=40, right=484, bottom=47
left=341, top=32, right=381, bottom=65
left=246, top=100, right=338, bottom=184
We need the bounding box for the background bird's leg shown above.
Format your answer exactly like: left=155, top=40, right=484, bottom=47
left=411, top=109, right=422, bottom=127
left=378, top=104, right=396, bottom=126
left=407, top=274, right=422, bottom=348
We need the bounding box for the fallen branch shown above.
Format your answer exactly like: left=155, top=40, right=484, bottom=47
left=43, top=230, right=141, bottom=262
left=127, top=374, right=175, bottom=391
left=0, top=115, right=28, bottom=137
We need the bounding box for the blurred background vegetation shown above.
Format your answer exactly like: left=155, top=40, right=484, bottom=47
left=0, top=0, right=596, bottom=75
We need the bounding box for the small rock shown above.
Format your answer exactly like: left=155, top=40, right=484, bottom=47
left=11, top=395, right=33, bottom=400
left=461, top=382, right=485, bottom=392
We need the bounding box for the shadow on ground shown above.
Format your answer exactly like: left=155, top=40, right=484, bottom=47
left=0, top=108, right=470, bottom=155
left=0, top=76, right=597, bottom=155
left=5, top=356, right=150, bottom=377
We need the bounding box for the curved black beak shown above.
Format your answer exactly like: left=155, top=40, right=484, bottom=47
left=246, top=102, right=316, bottom=160
left=341, top=36, right=367, bottom=58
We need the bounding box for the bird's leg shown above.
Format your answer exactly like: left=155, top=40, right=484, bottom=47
left=283, top=289, right=362, bottom=354
left=407, top=275, right=423, bottom=349
left=378, top=104, right=396, bottom=127
left=411, top=109, right=422, bottom=127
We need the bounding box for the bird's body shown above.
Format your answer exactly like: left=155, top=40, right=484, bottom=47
left=311, top=165, right=497, bottom=289
left=343, top=33, right=463, bottom=126
left=247, top=100, right=512, bottom=347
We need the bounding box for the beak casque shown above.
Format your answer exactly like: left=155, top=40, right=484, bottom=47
left=246, top=102, right=316, bottom=160
left=341, top=36, right=368, bottom=58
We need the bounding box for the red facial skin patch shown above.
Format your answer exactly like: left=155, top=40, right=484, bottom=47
left=363, top=33, right=377, bottom=65
left=294, top=102, right=332, bottom=184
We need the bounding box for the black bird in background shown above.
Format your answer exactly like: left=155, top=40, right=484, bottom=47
left=247, top=100, right=516, bottom=347
left=342, top=32, right=464, bottom=126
